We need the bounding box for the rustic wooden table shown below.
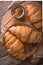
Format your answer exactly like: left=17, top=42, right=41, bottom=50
left=0, top=1, right=43, bottom=65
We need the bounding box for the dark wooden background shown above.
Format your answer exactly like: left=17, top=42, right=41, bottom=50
left=0, top=1, right=43, bottom=65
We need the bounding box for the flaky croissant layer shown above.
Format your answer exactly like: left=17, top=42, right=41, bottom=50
left=4, top=25, right=41, bottom=60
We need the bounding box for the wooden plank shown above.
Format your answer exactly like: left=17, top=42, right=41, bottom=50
left=0, top=1, right=43, bottom=65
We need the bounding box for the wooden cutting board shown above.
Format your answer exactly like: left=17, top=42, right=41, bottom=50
left=0, top=1, right=43, bottom=65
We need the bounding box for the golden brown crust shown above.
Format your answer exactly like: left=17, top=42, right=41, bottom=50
left=7, top=39, right=26, bottom=60
left=26, top=4, right=42, bottom=31
left=8, top=25, right=40, bottom=43
left=4, top=30, right=27, bottom=60
left=33, top=21, right=42, bottom=31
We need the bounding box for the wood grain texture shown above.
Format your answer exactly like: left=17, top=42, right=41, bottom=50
left=0, top=1, right=18, bottom=65
left=0, top=1, right=11, bottom=57
left=0, top=1, right=43, bottom=65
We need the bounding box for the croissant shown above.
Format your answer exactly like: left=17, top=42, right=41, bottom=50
left=26, top=4, right=42, bottom=31
left=4, top=25, right=41, bottom=60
